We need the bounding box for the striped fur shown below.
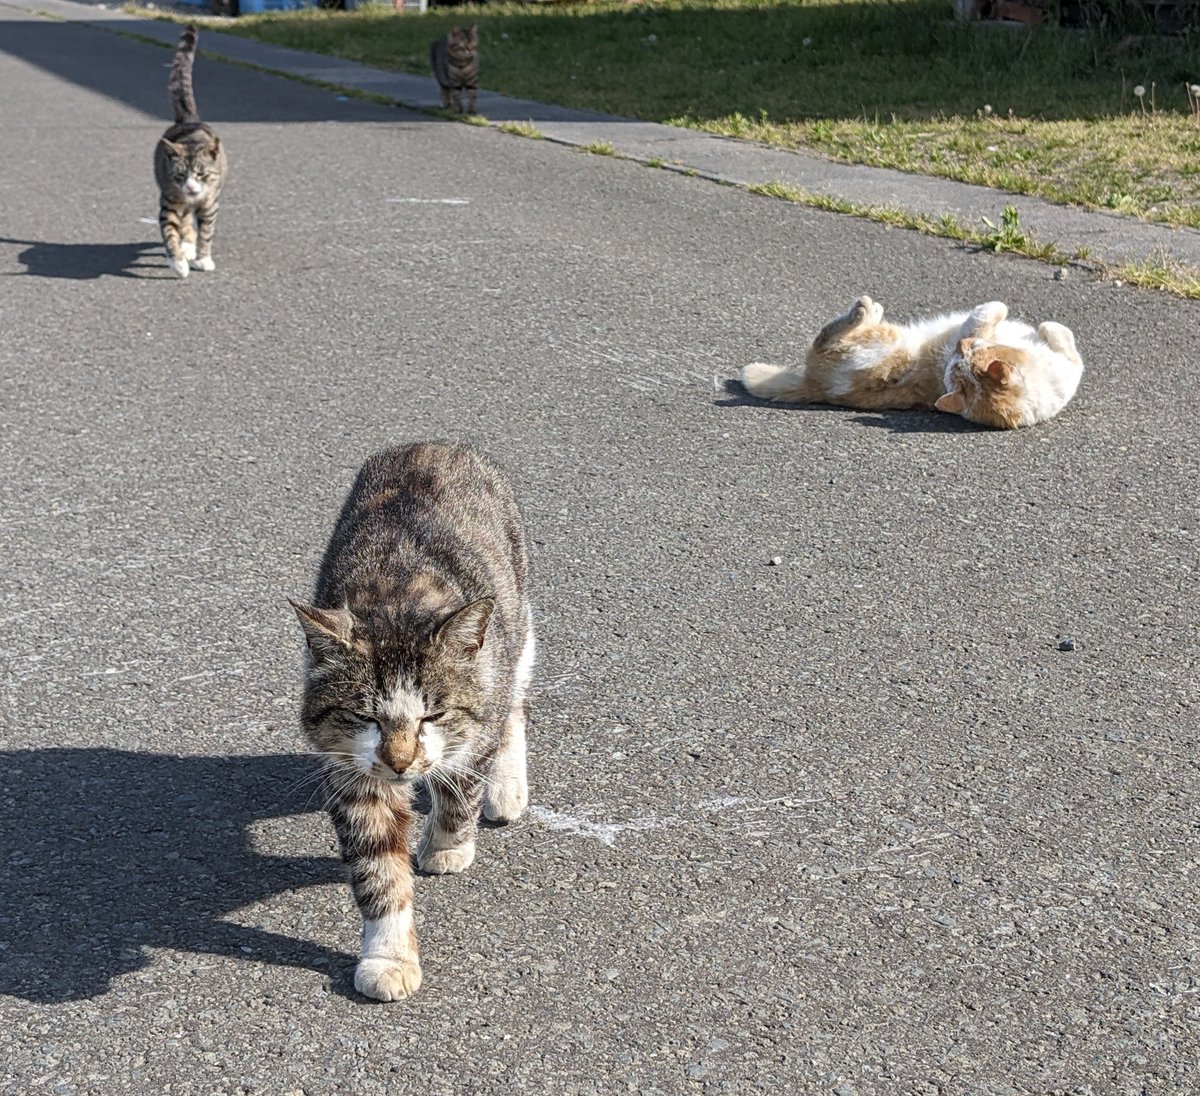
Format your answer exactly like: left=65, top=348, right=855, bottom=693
left=430, top=25, right=479, bottom=114
left=292, top=442, right=535, bottom=1001
left=153, top=25, right=227, bottom=279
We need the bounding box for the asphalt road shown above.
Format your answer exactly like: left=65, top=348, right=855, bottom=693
left=1, top=7, right=1197, bottom=1095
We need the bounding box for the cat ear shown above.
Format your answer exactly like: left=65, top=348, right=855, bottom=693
left=159, top=138, right=184, bottom=156
left=437, top=598, right=494, bottom=657
left=935, top=391, right=967, bottom=415
left=289, top=599, right=355, bottom=653
left=984, top=359, right=1011, bottom=385
left=207, top=137, right=221, bottom=158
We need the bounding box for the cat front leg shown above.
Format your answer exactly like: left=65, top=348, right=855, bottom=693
left=418, top=773, right=481, bottom=874
left=192, top=200, right=219, bottom=272
left=1037, top=321, right=1081, bottom=363
left=180, top=216, right=197, bottom=262
left=329, top=777, right=423, bottom=1001
left=484, top=704, right=529, bottom=823
left=159, top=201, right=190, bottom=278
left=960, top=301, right=1007, bottom=340
left=484, top=626, right=533, bottom=823
left=812, top=295, right=882, bottom=350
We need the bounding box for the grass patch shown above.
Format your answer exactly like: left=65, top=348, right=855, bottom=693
left=151, top=0, right=1200, bottom=229
left=499, top=120, right=545, bottom=138
left=583, top=139, right=617, bottom=156
left=747, top=179, right=1200, bottom=298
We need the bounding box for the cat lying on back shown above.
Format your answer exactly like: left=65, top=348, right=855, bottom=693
left=740, top=295, right=1083, bottom=429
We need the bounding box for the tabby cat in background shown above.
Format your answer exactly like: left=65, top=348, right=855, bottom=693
left=741, top=295, right=1084, bottom=429
left=154, top=25, right=227, bottom=279
left=430, top=25, right=479, bottom=114
left=292, top=442, right=535, bottom=1002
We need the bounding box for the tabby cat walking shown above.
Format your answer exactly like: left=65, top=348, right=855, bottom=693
left=292, top=442, right=535, bottom=1001
left=430, top=25, right=479, bottom=114
left=154, top=25, right=227, bottom=279
left=741, top=295, right=1083, bottom=429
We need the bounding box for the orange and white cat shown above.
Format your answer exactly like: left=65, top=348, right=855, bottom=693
left=740, top=296, right=1083, bottom=429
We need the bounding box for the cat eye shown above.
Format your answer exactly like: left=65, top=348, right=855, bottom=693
left=334, top=707, right=371, bottom=724
left=421, top=712, right=449, bottom=724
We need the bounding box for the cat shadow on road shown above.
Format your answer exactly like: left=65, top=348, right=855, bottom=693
left=0, top=237, right=164, bottom=280
left=0, top=748, right=357, bottom=1003
left=714, top=376, right=987, bottom=434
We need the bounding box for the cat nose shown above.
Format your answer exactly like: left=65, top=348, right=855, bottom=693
left=379, top=732, right=418, bottom=774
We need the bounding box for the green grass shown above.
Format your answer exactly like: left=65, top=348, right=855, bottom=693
left=582, top=139, right=617, bottom=156
left=499, top=120, right=545, bottom=139
left=746, top=180, right=1200, bottom=298
left=164, top=0, right=1200, bottom=229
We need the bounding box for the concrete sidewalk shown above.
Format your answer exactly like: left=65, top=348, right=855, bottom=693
left=10, top=0, right=1200, bottom=272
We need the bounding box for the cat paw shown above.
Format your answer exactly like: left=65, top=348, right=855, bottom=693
left=191, top=256, right=216, bottom=272
left=180, top=240, right=197, bottom=261
left=483, top=778, right=528, bottom=824
left=965, top=301, right=1007, bottom=338
left=354, top=956, right=423, bottom=1001
left=167, top=256, right=189, bottom=279
left=417, top=840, right=476, bottom=875
left=850, top=295, right=882, bottom=325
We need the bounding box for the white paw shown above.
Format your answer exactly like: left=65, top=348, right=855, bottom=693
left=417, top=839, right=476, bottom=875
left=181, top=240, right=197, bottom=261
left=972, top=300, right=1007, bottom=329
left=483, top=766, right=528, bottom=824
left=483, top=782, right=528, bottom=824
left=191, top=256, right=215, bottom=272
left=167, top=256, right=189, bottom=278
left=354, top=956, right=422, bottom=1001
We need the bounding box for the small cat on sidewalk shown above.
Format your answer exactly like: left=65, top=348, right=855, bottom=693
left=740, top=296, right=1083, bottom=429
left=154, top=25, right=227, bottom=279
left=430, top=25, right=479, bottom=114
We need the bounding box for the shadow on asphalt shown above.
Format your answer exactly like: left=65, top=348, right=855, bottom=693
left=0, top=237, right=164, bottom=280
left=714, top=377, right=988, bottom=434
left=0, top=20, right=413, bottom=124
left=0, top=748, right=358, bottom=1004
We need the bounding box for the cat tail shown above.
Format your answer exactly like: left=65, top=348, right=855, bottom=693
left=740, top=362, right=815, bottom=403
left=169, top=25, right=201, bottom=124
left=430, top=37, right=450, bottom=89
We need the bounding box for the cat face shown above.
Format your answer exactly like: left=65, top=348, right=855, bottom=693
left=936, top=338, right=1035, bottom=429
left=161, top=138, right=221, bottom=201
left=447, top=24, right=478, bottom=53
left=293, top=599, right=494, bottom=785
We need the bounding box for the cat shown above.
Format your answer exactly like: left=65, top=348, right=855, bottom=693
left=430, top=25, right=479, bottom=114
left=291, top=441, right=535, bottom=1002
left=154, top=25, right=227, bottom=280
left=740, top=295, right=1084, bottom=429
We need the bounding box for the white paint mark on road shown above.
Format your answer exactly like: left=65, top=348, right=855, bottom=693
left=138, top=218, right=157, bottom=225
left=698, top=795, right=820, bottom=812
left=387, top=198, right=470, bottom=205
left=526, top=805, right=674, bottom=847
